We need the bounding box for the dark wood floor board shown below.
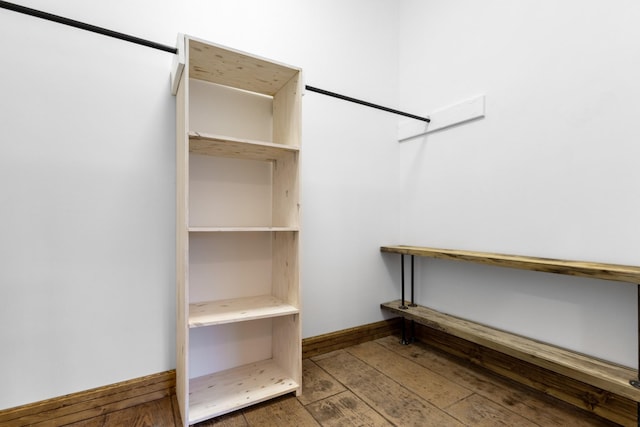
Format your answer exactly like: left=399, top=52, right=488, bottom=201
left=346, top=340, right=474, bottom=408
left=193, top=411, right=248, bottom=427
left=377, top=335, right=528, bottom=406
left=314, top=349, right=465, bottom=426
left=242, top=395, right=319, bottom=427
left=62, top=416, right=105, bottom=427
left=0, top=371, right=174, bottom=425
left=413, top=327, right=633, bottom=425
left=305, top=390, right=392, bottom=427
left=31, top=390, right=171, bottom=427
left=100, top=396, right=176, bottom=427
left=446, top=394, right=539, bottom=427
left=377, top=335, right=618, bottom=427
left=298, top=359, right=347, bottom=406
left=170, top=394, right=183, bottom=427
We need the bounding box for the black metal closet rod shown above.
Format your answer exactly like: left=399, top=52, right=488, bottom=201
left=305, top=86, right=430, bottom=122
left=0, top=0, right=430, bottom=123
left=0, top=0, right=178, bottom=54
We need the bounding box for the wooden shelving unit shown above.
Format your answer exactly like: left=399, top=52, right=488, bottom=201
left=173, top=35, right=302, bottom=426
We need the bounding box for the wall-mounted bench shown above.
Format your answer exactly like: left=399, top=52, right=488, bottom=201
left=380, top=245, right=640, bottom=423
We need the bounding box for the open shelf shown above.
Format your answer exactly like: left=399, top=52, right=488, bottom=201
left=381, top=245, right=640, bottom=283
left=188, top=38, right=299, bottom=97
left=188, top=226, right=299, bottom=233
left=189, top=295, right=299, bottom=327
left=188, top=359, right=299, bottom=424
left=189, top=131, right=299, bottom=160
left=381, top=300, right=640, bottom=401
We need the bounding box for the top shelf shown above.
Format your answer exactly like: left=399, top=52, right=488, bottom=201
left=380, top=245, right=640, bottom=284
left=188, top=38, right=300, bottom=96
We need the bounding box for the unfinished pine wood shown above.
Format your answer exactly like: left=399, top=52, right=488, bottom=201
left=175, top=61, right=190, bottom=427
left=176, top=35, right=302, bottom=425
left=188, top=226, right=299, bottom=232
left=273, top=71, right=302, bottom=147
left=272, top=314, right=303, bottom=397
left=189, top=132, right=299, bottom=160
left=188, top=38, right=300, bottom=97
left=189, top=359, right=299, bottom=424
left=189, top=295, right=299, bottom=327
left=271, top=231, right=299, bottom=306
left=272, top=149, right=299, bottom=228
left=380, top=245, right=640, bottom=283
left=381, top=300, right=640, bottom=403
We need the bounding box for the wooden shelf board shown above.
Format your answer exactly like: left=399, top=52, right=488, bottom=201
left=189, top=132, right=299, bottom=161
left=188, top=359, right=299, bottom=424
left=188, top=38, right=300, bottom=97
left=381, top=245, right=640, bottom=284
left=381, top=300, right=640, bottom=401
left=188, top=226, right=299, bottom=233
left=189, top=295, right=299, bottom=327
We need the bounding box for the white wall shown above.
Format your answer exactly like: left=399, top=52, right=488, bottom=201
left=397, top=0, right=640, bottom=367
left=6, top=0, right=631, bottom=410
left=0, top=0, right=401, bottom=409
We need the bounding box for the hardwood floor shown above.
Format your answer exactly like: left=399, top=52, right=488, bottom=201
left=67, top=335, right=621, bottom=426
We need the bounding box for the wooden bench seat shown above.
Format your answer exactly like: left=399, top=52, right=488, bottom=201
left=380, top=245, right=640, bottom=284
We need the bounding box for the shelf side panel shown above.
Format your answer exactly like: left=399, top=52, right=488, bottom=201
left=273, top=72, right=302, bottom=147
left=175, top=68, right=189, bottom=427
left=272, top=153, right=299, bottom=228
left=272, top=315, right=302, bottom=396
left=272, top=231, right=299, bottom=307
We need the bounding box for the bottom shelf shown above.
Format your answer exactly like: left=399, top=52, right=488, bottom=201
left=188, top=359, right=299, bottom=424
left=381, top=300, right=640, bottom=401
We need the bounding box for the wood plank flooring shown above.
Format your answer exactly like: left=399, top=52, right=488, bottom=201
left=66, top=336, right=622, bottom=426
